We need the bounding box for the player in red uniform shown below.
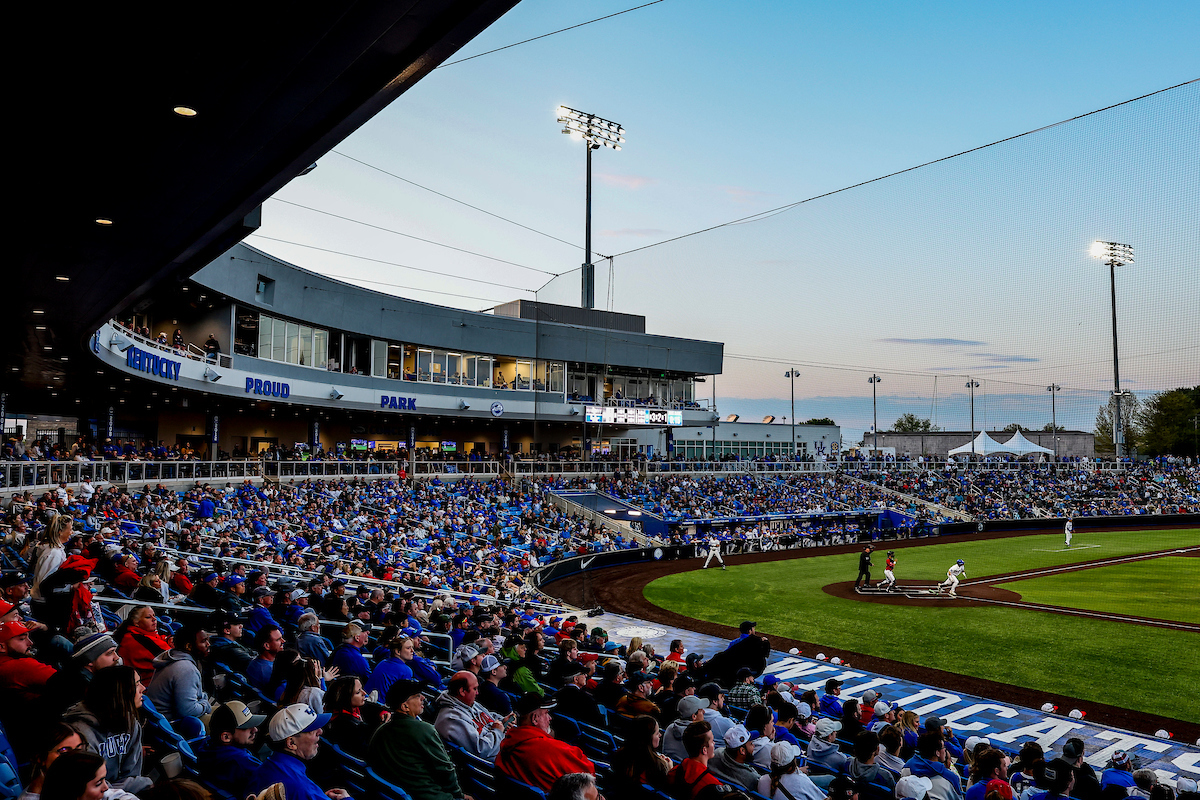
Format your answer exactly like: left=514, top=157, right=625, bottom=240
left=878, top=551, right=897, bottom=592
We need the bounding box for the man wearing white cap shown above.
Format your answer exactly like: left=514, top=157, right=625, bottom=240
left=246, top=704, right=350, bottom=800
left=758, top=740, right=826, bottom=800
left=707, top=724, right=762, bottom=790
left=871, top=700, right=898, bottom=732
left=807, top=717, right=849, bottom=774
left=897, top=775, right=935, bottom=800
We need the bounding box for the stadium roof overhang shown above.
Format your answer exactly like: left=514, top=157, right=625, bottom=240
left=4, top=0, right=520, bottom=413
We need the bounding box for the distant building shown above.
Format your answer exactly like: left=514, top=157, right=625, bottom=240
left=863, top=430, right=1094, bottom=459
left=630, top=420, right=840, bottom=461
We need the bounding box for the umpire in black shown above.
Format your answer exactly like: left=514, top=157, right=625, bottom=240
left=855, top=544, right=875, bottom=590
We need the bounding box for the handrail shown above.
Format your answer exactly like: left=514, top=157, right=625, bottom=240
left=110, top=321, right=234, bottom=369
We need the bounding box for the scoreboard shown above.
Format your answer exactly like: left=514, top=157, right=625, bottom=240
left=585, top=406, right=683, bottom=426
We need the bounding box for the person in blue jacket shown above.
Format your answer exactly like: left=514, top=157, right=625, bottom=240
left=364, top=634, right=414, bottom=700
left=820, top=678, right=845, bottom=716
left=329, top=623, right=372, bottom=682
left=245, top=587, right=277, bottom=639
left=246, top=704, right=352, bottom=800
left=198, top=701, right=267, bottom=799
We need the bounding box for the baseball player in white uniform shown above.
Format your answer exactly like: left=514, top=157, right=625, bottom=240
left=938, top=559, right=966, bottom=597
left=1064, top=517, right=1074, bottom=548
left=703, top=535, right=726, bottom=569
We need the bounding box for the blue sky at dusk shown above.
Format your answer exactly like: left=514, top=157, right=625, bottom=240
left=248, top=0, right=1199, bottom=443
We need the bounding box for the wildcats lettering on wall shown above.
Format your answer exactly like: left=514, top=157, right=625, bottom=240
left=763, top=654, right=1199, bottom=781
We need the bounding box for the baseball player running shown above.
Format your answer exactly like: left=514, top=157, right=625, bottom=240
left=938, top=559, right=966, bottom=597
left=703, top=534, right=726, bottom=570
left=1064, top=516, right=1073, bottom=548
left=879, top=550, right=897, bottom=592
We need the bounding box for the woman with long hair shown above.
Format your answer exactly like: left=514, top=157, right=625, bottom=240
left=609, top=714, right=672, bottom=790
left=16, top=723, right=87, bottom=800
left=899, top=710, right=921, bottom=758
left=264, top=649, right=302, bottom=702
left=322, top=676, right=390, bottom=757
left=840, top=698, right=864, bottom=741
left=133, top=572, right=166, bottom=604
left=62, top=665, right=152, bottom=793
left=280, top=655, right=325, bottom=713
left=32, top=514, right=72, bottom=603
left=113, top=605, right=171, bottom=684
left=39, top=751, right=109, bottom=800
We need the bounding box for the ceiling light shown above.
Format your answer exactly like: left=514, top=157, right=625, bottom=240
left=43, top=345, right=52, bottom=350
left=55, top=275, right=70, bottom=282
left=36, top=326, right=46, bottom=330
left=32, top=309, right=44, bottom=314
left=95, top=218, right=113, bottom=226
left=10, top=366, right=18, bottom=372
left=60, top=356, right=69, bottom=361
left=173, top=106, right=198, bottom=117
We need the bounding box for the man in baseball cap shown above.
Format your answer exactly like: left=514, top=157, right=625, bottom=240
left=496, top=693, right=594, bottom=793
left=697, top=681, right=735, bottom=740
left=246, top=704, right=347, bottom=800
left=0, top=620, right=56, bottom=702
left=807, top=717, right=848, bottom=774
left=199, top=701, right=268, bottom=798
left=707, top=723, right=760, bottom=790
left=663, top=694, right=709, bottom=762
left=897, top=775, right=935, bottom=800
left=821, top=677, right=845, bottom=716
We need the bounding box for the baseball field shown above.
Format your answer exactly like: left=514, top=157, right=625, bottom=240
left=641, top=527, right=1200, bottom=722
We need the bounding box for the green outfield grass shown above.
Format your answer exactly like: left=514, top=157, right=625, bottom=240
left=1004, top=557, right=1200, bottom=624
left=643, top=528, right=1200, bottom=722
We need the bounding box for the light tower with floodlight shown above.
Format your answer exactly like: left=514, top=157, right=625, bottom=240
left=556, top=105, right=625, bottom=309
left=1090, top=240, right=1134, bottom=459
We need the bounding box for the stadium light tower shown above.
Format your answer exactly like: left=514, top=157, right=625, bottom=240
left=785, top=369, right=800, bottom=459
left=557, top=105, right=625, bottom=310
left=966, top=379, right=980, bottom=459
left=868, top=374, right=882, bottom=457
left=1047, top=383, right=1061, bottom=460
left=1090, top=240, right=1134, bottom=459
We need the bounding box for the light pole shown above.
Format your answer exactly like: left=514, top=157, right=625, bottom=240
left=1047, top=384, right=1061, bottom=460
left=785, top=369, right=800, bottom=459
left=966, top=379, right=980, bottom=459
left=557, top=105, right=625, bottom=310
left=1090, top=240, right=1134, bottom=459
left=868, top=375, right=881, bottom=457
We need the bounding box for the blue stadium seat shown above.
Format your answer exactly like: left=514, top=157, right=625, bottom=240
left=326, top=743, right=369, bottom=797
left=496, top=773, right=548, bottom=800
left=366, top=765, right=415, bottom=800
left=0, top=720, right=21, bottom=800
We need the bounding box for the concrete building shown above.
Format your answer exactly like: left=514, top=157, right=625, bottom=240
left=630, top=419, right=841, bottom=461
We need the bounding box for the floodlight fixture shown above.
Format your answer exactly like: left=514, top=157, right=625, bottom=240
left=1090, top=240, right=1135, bottom=458
left=966, top=379, right=980, bottom=457
left=555, top=104, right=626, bottom=309
left=785, top=369, right=801, bottom=458
left=868, top=374, right=882, bottom=455
left=1047, top=384, right=1061, bottom=459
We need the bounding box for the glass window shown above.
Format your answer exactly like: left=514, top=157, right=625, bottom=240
left=284, top=322, right=299, bottom=364
left=477, top=356, right=492, bottom=388
left=446, top=353, right=461, bottom=385
left=272, top=318, right=285, bottom=362
left=402, top=347, right=416, bottom=380
left=549, top=362, right=565, bottom=393
left=417, top=349, right=432, bottom=381
left=516, top=360, right=531, bottom=390
left=387, top=344, right=402, bottom=380
left=258, top=314, right=272, bottom=358
left=431, top=350, right=447, bottom=383
left=372, top=340, right=388, bottom=377
left=313, top=329, right=328, bottom=369
left=463, top=356, right=477, bottom=386
left=298, top=325, right=312, bottom=366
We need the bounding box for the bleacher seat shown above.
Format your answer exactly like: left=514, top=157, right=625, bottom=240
left=496, top=773, right=549, bottom=800
left=366, top=765, right=415, bottom=800
left=0, top=721, right=21, bottom=800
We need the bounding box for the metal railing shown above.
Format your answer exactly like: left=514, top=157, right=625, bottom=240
left=108, top=321, right=234, bottom=369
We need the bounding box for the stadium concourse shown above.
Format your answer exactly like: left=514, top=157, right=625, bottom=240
left=1, top=467, right=1198, bottom=800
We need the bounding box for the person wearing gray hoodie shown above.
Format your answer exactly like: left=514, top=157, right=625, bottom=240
left=62, top=665, right=152, bottom=794
left=431, top=671, right=505, bottom=760
left=145, top=625, right=212, bottom=723
left=807, top=717, right=849, bottom=774
left=846, top=730, right=897, bottom=791
left=663, top=695, right=710, bottom=762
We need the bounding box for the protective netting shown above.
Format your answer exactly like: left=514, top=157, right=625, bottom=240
left=535, top=80, right=1199, bottom=443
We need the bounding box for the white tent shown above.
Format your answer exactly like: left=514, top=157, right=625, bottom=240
left=1003, top=429, right=1055, bottom=456
left=947, top=431, right=1013, bottom=456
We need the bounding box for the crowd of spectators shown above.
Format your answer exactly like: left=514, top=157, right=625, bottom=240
left=2, top=466, right=1199, bottom=800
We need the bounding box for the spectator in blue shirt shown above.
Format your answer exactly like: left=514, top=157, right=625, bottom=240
left=198, top=701, right=267, bottom=799
left=297, top=614, right=334, bottom=665
left=364, top=634, right=414, bottom=700
left=329, top=623, right=372, bottom=682
left=819, top=678, right=844, bottom=717
left=247, top=625, right=285, bottom=691
left=246, top=704, right=352, bottom=800
left=246, top=587, right=277, bottom=638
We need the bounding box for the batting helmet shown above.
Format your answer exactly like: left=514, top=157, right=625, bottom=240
left=956, top=559, right=965, bottom=566
left=887, top=551, right=895, bottom=556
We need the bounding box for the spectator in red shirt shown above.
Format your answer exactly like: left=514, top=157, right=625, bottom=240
left=112, top=554, right=142, bottom=593
left=666, top=720, right=727, bottom=800
left=664, top=639, right=688, bottom=671
left=496, top=694, right=595, bottom=793
left=114, top=605, right=171, bottom=684
left=0, top=620, right=56, bottom=701
left=170, top=557, right=195, bottom=594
